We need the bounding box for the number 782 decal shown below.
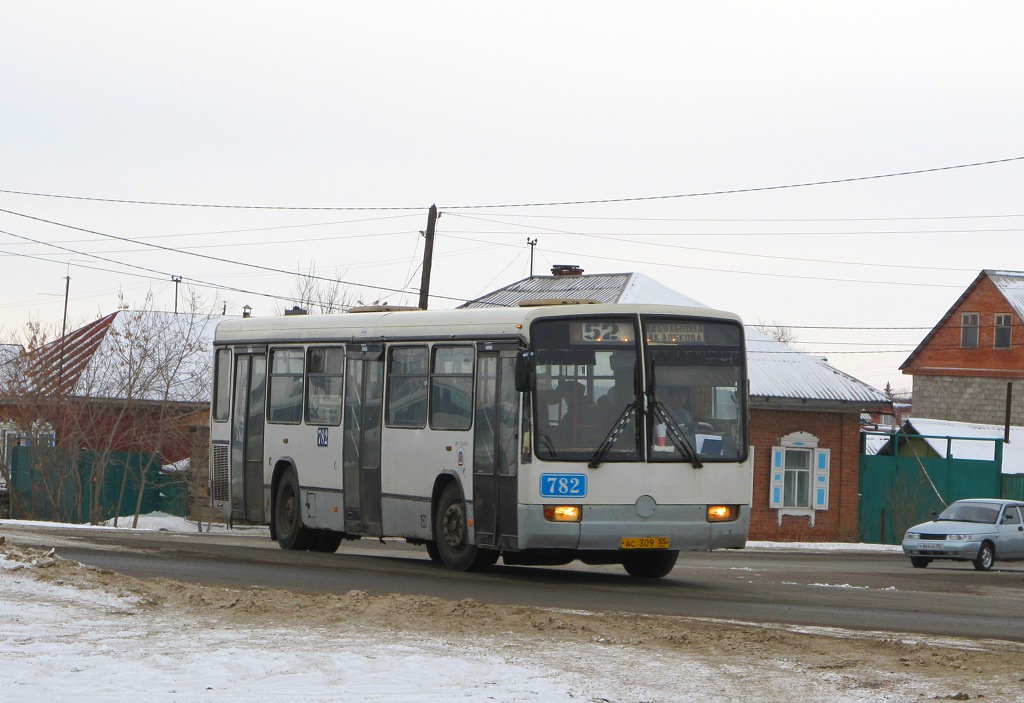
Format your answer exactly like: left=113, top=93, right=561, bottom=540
left=539, top=473, right=588, bottom=498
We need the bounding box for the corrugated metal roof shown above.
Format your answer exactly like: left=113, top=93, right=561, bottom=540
left=463, top=272, right=889, bottom=406
left=746, top=328, right=889, bottom=404
left=28, top=311, right=227, bottom=402
left=462, top=273, right=633, bottom=308
left=987, top=270, right=1024, bottom=320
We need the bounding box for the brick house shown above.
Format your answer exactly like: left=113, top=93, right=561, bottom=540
left=463, top=268, right=891, bottom=542
left=0, top=311, right=224, bottom=464
left=901, top=270, right=1024, bottom=425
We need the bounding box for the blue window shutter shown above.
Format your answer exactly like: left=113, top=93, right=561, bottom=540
left=812, top=448, right=831, bottom=510
left=769, top=446, right=785, bottom=509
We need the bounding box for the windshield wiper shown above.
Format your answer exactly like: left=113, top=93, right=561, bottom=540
left=651, top=399, right=703, bottom=469
left=588, top=402, right=639, bottom=469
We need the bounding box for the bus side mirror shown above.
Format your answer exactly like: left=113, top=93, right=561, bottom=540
left=515, top=350, right=534, bottom=392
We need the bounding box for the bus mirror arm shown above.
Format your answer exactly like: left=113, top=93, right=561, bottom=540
left=514, top=350, right=535, bottom=392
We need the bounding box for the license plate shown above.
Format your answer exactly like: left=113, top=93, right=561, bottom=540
left=921, top=542, right=942, bottom=550
left=620, top=536, right=670, bottom=550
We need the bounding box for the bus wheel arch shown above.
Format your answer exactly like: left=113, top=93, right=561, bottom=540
left=272, top=462, right=312, bottom=551
left=431, top=477, right=496, bottom=571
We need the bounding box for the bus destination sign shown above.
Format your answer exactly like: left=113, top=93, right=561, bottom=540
left=646, top=322, right=705, bottom=344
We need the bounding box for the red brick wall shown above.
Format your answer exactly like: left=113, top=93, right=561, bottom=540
left=748, top=408, right=861, bottom=542
left=904, top=276, right=1024, bottom=378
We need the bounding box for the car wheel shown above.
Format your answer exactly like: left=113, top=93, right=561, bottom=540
left=972, top=542, right=995, bottom=571
left=910, top=557, right=931, bottom=568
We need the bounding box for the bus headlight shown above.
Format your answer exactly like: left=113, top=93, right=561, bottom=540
left=707, top=505, right=738, bottom=522
left=544, top=505, right=581, bottom=522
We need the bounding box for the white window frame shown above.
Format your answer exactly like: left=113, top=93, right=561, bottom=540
left=769, top=432, right=830, bottom=526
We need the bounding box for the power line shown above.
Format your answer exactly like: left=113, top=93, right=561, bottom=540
left=0, top=206, right=467, bottom=304
left=3, top=155, right=1022, bottom=210
left=480, top=212, right=1024, bottom=223
left=443, top=213, right=982, bottom=274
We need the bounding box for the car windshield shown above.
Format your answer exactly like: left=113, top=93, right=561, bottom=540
left=937, top=502, right=1000, bottom=524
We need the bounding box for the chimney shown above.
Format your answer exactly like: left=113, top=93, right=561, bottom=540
left=551, top=264, right=584, bottom=277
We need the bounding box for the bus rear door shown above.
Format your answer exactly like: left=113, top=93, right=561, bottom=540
left=230, top=348, right=267, bottom=524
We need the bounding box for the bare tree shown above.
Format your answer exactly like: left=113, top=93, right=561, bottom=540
left=0, top=290, right=218, bottom=526
left=753, top=319, right=800, bottom=346
left=283, top=262, right=355, bottom=315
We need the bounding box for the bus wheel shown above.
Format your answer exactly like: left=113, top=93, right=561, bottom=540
left=275, top=470, right=312, bottom=550
left=622, top=550, right=679, bottom=578
left=434, top=483, right=495, bottom=571
left=313, top=530, right=343, bottom=553
left=425, top=541, right=442, bottom=564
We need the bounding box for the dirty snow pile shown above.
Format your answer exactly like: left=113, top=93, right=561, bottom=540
left=1, top=532, right=1022, bottom=703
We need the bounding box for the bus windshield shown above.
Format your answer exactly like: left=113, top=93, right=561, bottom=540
left=530, top=315, right=746, bottom=463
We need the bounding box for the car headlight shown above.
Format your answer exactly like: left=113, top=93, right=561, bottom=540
left=945, top=534, right=972, bottom=541
left=906, top=532, right=920, bottom=539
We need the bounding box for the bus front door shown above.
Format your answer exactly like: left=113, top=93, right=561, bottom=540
left=473, top=349, right=519, bottom=550
left=230, top=351, right=267, bottom=524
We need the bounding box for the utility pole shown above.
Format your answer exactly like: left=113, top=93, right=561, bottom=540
left=527, top=238, right=538, bottom=277
left=418, top=204, right=438, bottom=310
left=171, top=275, right=182, bottom=314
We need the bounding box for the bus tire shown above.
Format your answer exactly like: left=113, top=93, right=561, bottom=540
left=313, top=530, right=343, bottom=553
left=275, top=469, right=313, bottom=551
left=425, top=541, right=442, bottom=563
left=622, top=550, right=679, bottom=578
left=434, top=482, right=495, bottom=572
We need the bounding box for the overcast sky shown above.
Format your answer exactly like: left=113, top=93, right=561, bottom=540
left=2, top=2, right=1023, bottom=393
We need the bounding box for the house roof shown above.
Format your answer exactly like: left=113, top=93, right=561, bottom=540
left=29, top=310, right=229, bottom=402
left=881, top=417, right=1024, bottom=475
left=463, top=272, right=890, bottom=408
left=900, top=269, right=1024, bottom=371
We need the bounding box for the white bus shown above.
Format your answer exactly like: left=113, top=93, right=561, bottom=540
left=209, top=302, right=751, bottom=578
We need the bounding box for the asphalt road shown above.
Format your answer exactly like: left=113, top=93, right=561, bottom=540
left=4, top=523, right=1023, bottom=643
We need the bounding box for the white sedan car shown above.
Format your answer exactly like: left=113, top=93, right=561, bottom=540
left=902, top=498, right=1024, bottom=570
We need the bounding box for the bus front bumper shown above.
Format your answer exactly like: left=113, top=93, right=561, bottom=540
left=516, top=503, right=749, bottom=552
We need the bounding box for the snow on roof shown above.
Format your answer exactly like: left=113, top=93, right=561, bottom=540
left=902, top=417, right=1024, bottom=474
left=746, top=328, right=889, bottom=405
left=464, top=272, right=889, bottom=407
left=0, top=344, right=23, bottom=365
left=986, top=270, right=1024, bottom=320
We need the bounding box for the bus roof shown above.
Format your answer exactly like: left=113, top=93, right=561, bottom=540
left=213, top=303, right=742, bottom=346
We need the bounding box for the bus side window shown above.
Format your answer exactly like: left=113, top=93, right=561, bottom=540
left=430, top=346, right=474, bottom=430
left=387, top=346, right=428, bottom=428
left=268, top=348, right=304, bottom=424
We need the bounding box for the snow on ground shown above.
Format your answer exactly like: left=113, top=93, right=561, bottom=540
left=1, top=518, right=1021, bottom=702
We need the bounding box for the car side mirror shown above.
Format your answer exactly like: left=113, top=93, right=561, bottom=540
left=930, top=510, right=938, bottom=520
left=515, top=350, right=535, bottom=392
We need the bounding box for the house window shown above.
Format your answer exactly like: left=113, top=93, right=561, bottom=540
left=782, top=448, right=812, bottom=508
left=994, top=314, right=1012, bottom=349
left=769, top=432, right=830, bottom=521
left=961, top=313, right=979, bottom=348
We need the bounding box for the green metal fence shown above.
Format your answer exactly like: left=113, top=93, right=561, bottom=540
left=859, top=432, right=1004, bottom=544
left=8, top=445, right=186, bottom=523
